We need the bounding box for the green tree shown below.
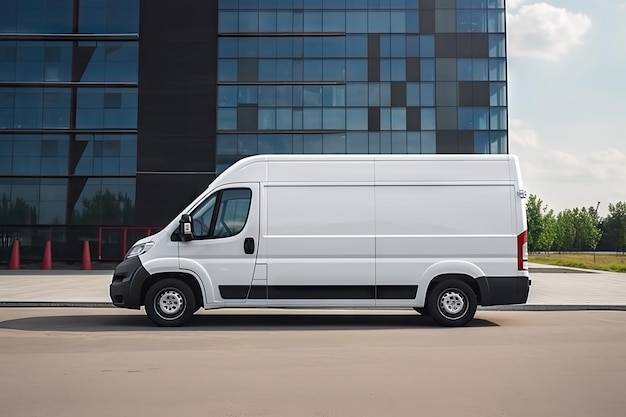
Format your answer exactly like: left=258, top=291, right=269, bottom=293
left=605, top=202, right=626, bottom=253
left=554, top=209, right=576, bottom=252
left=526, top=194, right=556, bottom=252
left=0, top=194, right=37, bottom=224
left=571, top=207, right=602, bottom=251
left=72, top=190, right=134, bottom=225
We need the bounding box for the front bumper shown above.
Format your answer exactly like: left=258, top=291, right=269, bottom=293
left=476, top=276, right=530, bottom=306
left=109, top=256, right=151, bottom=309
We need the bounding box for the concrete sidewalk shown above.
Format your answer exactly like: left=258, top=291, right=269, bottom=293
left=0, top=264, right=625, bottom=310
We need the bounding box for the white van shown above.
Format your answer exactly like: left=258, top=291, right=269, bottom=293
left=110, top=154, right=530, bottom=327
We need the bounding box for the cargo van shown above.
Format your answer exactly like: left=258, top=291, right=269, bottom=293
left=110, top=155, right=530, bottom=327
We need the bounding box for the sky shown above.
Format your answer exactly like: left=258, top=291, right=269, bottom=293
left=506, top=0, right=626, bottom=216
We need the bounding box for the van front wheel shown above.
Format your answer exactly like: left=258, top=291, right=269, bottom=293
left=145, top=279, right=195, bottom=327
left=428, top=279, right=477, bottom=327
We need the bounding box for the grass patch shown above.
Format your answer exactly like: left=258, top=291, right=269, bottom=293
left=530, top=253, right=626, bottom=273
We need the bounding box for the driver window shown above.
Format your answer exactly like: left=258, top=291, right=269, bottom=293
left=189, top=188, right=251, bottom=239
left=191, top=194, right=216, bottom=239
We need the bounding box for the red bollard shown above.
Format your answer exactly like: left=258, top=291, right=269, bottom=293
left=9, top=239, right=20, bottom=270
left=42, top=240, right=52, bottom=270
left=81, top=240, right=92, bottom=270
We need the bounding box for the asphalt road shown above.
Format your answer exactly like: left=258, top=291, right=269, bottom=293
left=0, top=308, right=625, bottom=417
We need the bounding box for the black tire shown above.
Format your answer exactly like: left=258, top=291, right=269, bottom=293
left=427, top=279, right=477, bottom=327
left=413, top=307, right=430, bottom=316
left=145, top=279, right=196, bottom=327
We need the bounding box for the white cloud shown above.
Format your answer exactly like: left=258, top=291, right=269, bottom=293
left=507, top=0, right=526, bottom=9
left=509, top=118, right=539, bottom=149
left=507, top=3, right=592, bottom=61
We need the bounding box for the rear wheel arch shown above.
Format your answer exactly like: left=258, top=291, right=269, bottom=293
left=426, top=273, right=481, bottom=305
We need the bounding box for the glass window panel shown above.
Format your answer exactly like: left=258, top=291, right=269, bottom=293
left=258, top=108, right=276, bottom=130
left=259, top=37, right=277, bottom=58
left=406, top=35, right=420, bottom=57
left=323, top=59, right=345, bottom=81
left=406, top=11, right=419, bottom=32
left=303, top=38, right=323, bottom=58
left=391, top=108, right=406, bottom=131
left=218, top=86, right=238, bottom=107
left=380, top=82, right=391, bottom=106
left=390, top=59, right=405, bottom=81
left=303, top=85, right=322, bottom=106
left=421, top=108, right=435, bottom=130
left=258, top=59, right=277, bottom=81
left=239, top=11, right=259, bottom=32
left=490, top=131, right=506, bottom=153
left=239, top=37, right=258, bottom=57
left=346, top=83, right=368, bottom=106
left=303, top=59, right=322, bottom=81
left=489, top=34, right=506, bottom=57
left=346, top=108, right=367, bottom=130
left=276, top=109, right=293, bottom=130
left=219, top=38, right=238, bottom=58
left=488, top=9, right=504, bottom=33
left=219, top=11, right=238, bottom=32
left=380, top=59, right=391, bottom=81
left=238, top=85, right=258, bottom=104
left=458, top=108, right=473, bottom=129
left=347, top=131, right=368, bottom=154
left=303, top=134, right=322, bottom=153
left=303, top=108, right=322, bottom=129
left=380, top=132, right=391, bottom=154
left=490, top=82, right=506, bottom=106
left=420, top=35, right=435, bottom=57
left=420, top=59, right=435, bottom=81
left=368, top=83, right=380, bottom=106
left=471, top=10, right=487, bottom=32
left=474, top=131, right=489, bottom=154
left=276, top=59, right=293, bottom=81
left=259, top=11, right=277, bottom=32
left=323, top=37, right=345, bottom=58
left=303, top=11, right=322, bottom=31
left=323, top=85, right=345, bottom=107
left=390, top=11, right=406, bottom=33
left=323, top=11, right=345, bottom=32
left=277, top=11, right=293, bottom=31
left=368, top=11, right=390, bottom=33
left=346, top=59, right=367, bottom=81
left=473, top=58, right=488, bottom=81
left=421, top=132, right=436, bottom=154
left=420, top=82, right=434, bottom=106
left=369, top=132, right=380, bottom=153
left=323, top=108, right=346, bottom=129
left=474, top=107, right=489, bottom=130
left=217, top=135, right=237, bottom=156
left=488, top=0, right=505, bottom=8
left=391, top=131, right=407, bottom=153
left=258, top=86, right=276, bottom=106
left=407, top=132, right=420, bottom=153
left=457, top=59, right=472, bottom=81
left=380, top=108, right=391, bottom=131
left=489, top=58, right=506, bottom=81
left=218, top=59, right=237, bottom=82
left=346, top=35, right=367, bottom=58
left=346, top=11, right=367, bottom=33
left=490, top=107, right=506, bottom=130
left=323, top=133, right=346, bottom=154
left=238, top=134, right=258, bottom=155
left=292, top=108, right=303, bottom=129
left=380, top=35, right=391, bottom=58
left=217, top=108, right=237, bottom=130
left=276, top=86, right=292, bottom=106
left=390, top=35, right=405, bottom=58
left=276, top=38, right=293, bottom=58
left=406, top=83, right=420, bottom=106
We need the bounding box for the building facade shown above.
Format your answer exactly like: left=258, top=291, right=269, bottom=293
left=0, top=0, right=508, bottom=263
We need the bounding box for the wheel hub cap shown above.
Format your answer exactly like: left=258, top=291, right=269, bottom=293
left=439, top=290, right=466, bottom=316
left=158, top=290, right=184, bottom=315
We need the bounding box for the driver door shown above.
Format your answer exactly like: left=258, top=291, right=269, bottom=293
left=178, top=183, right=260, bottom=304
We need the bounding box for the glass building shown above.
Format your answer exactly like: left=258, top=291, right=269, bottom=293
left=0, top=0, right=508, bottom=263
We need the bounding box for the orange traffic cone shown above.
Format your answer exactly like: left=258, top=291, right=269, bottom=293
left=42, top=240, right=52, bottom=270
left=81, top=240, right=92, bottom=270
left=9, top=239, right=20, bottom=270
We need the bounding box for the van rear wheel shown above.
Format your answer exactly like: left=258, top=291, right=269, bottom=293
left=145, top=279, right=195, bottom=327
left=428, top=279, right=477, bottom=327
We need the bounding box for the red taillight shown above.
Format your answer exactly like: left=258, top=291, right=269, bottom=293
left=517, top=230, right=528, bottom=270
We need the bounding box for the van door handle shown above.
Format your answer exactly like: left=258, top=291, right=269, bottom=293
left=244, top=237, right=255, bottom=254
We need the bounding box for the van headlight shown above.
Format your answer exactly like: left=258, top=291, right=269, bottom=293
left=126, top=242, right=155, bottom=259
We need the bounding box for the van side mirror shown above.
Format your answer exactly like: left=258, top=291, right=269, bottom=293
left=179, top=214, right=193, bottom=241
